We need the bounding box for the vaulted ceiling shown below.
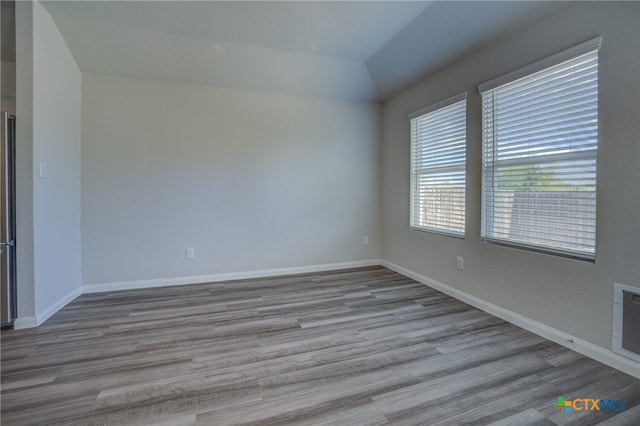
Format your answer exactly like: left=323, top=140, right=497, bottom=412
left=41, top=1, right=565, bottom=102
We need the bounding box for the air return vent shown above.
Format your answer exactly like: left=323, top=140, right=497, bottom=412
left=613, top=282, right=640, bottom=363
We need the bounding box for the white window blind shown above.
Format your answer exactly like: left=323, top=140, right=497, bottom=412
left=480, top=39, right=600, bottom=260
left=410, top=93, right=467, bottom=237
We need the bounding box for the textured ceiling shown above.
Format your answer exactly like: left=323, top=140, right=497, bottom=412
left=41, top=1, right=564, bottom=102
left=368, top=1, right=564, bottom=99
left=41, top=1, right=432, bottom=61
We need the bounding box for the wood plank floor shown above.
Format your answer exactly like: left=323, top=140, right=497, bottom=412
left=1, top=266, right=638, bottom=425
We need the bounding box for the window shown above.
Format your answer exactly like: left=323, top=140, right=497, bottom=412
left=479, top=38, right=601, bottom=260
left=410, top=93, right=467, bottom=237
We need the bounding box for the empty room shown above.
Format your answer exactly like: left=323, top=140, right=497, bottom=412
left=1, top=1, right=639, bottom=425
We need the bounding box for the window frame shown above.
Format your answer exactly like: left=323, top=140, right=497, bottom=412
left=409, top=92, right=467, bottom=238
left=478, top=37, right=602, bottom=261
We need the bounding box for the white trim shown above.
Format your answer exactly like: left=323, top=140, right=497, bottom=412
left=408, top=92, right=467, bottom=120
left=478, top=36, right=602, bottom=93
left=613, top=282, right=640, bottom=363
left=82, top=259, right=382, bottom=294
left=381, top=260, right=640, bottom=379
left=410, top=226, right=465, bottom=240
left=13, top=316, right=37, bottom=329
left=35, top=286, right=82, bottom=326
left=480, top=238, right=596, bottom=263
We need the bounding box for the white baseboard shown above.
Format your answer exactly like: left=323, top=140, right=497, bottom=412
left=35, top=286, right=83, bottom=326
left=13, top=286, right=83, bottom=329
left=82, top=259, right=382, bottom=294
left=381, top=260, right=640, bottom=379
left=13, top=316, right=37, bottom=329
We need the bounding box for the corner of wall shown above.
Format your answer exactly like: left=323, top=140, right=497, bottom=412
left=14, top=0, right=36, bottom=320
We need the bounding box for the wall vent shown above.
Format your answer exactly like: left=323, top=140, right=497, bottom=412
left=613, top=282, right=640, bottom=363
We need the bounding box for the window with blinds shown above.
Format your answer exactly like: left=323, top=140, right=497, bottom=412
left=410, top=93, right=467, bottom=237
left=479, top=38, right=601, bottom=260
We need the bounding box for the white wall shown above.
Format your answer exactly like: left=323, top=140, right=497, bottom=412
left=31, top=1, right=81, bottom=320
left=382, top=1, right=640, bottom=352
left=82, top=74, right=380, bottom=287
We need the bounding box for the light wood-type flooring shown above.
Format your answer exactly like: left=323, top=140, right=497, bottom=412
left=1, top=266, right=639, bottom=425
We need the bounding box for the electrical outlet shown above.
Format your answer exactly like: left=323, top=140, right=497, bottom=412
left=456, top=256, right=464, bottom=270
left=363, top=236, right=369, bottom=246
left=39, top=162, right=47, bottom=178
left=186, top=248, right=195, bottom=259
